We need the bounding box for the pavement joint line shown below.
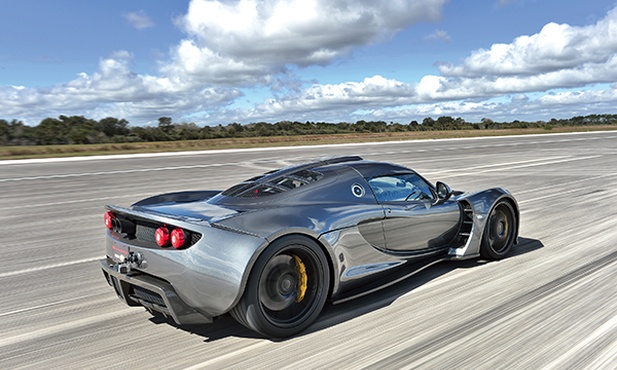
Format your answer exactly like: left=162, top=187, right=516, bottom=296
left=519, top=186, right=595, bottom=205
left=0, top=257, right=101, bottom=278
left=426, top=155, right=601, bottom=178
left=0, top=307, right=136, bottom=348
left=423, top=156, right=568, bottom=176
left=515, top=173, right=617, bottom=196
left=0, top=296, right=116, bottom=318
left=0, top=193, right=155, bottom=210
left=0, top=158, right=290, bottom=182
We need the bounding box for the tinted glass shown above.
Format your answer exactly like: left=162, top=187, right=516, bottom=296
left=368, top=173, right=434, bottom=202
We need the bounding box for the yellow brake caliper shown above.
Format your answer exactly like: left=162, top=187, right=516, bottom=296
left=293, top=255, right=308, bottom=302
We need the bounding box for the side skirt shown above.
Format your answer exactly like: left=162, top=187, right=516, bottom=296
left=331, top=253, right=448, bottom=305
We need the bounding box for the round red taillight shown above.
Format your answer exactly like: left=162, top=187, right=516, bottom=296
left=155, top=227, right=169, bottom=247
left=170, top=228, right=186, bottom=249
left=104, top=211, right=115, bottom=229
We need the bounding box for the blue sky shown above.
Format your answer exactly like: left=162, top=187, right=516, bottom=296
left=1, top=0, right=617, bottom=126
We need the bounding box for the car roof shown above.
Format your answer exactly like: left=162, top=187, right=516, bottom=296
left=260, top=156, right=416, bottom=182
left=211, top=156, right=418, bottom=204
left=341, top=160, right=415, bottom=178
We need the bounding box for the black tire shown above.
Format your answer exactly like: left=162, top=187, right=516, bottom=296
left=480, top=201, right=516, bottom=260
left=230, top=235, right=330, bottom=338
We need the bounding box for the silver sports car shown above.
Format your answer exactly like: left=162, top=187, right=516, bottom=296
left=100, top=156, right=519, bottom=338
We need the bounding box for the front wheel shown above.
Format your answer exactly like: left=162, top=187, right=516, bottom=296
left=480, top=201, right=516, bottom=260
left=231, top=235, right=330, bottom=338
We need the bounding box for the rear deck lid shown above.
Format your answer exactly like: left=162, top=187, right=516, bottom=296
left=135, top=201, right=238, bottom=223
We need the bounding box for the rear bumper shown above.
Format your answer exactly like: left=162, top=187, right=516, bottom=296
left=100, top=259, right=213, bottom=325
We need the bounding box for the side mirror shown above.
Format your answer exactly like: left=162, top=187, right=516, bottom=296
left=435, top=181, right=452, bottom=205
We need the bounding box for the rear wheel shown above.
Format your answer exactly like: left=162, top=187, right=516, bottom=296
left=480, top=201, right=516, bottom=260
left=231, top=235, right=330, bottom=338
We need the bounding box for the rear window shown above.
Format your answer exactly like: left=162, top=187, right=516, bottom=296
left=222, top=169, right=324, bottom=198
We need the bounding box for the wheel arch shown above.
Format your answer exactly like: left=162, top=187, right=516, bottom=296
left=234, top=231, right=337, bottom=312
left=450, top=188, right=520, bottom=259
left=467, top=188, right=520, bottom=245
left=491, top=194, right=520, bottom=245
left=229, top=231, right=336, bottom=337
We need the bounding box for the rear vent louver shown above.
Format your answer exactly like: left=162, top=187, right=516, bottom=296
left=222, top=169, right=324, bottom=199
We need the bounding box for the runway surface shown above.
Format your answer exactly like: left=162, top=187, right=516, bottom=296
left=1, top=131, right=616, bottom=369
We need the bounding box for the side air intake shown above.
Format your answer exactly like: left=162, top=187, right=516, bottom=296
left=457, top=202, right=474, bottom=247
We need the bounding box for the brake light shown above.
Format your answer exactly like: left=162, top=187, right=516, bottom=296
left=104, top=211, right=115, bottom=229
left=155, top=227, right=169, bottom=247
left=170, top=228, right=186, bottom=249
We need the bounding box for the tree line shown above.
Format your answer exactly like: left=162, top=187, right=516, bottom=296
left=1, top=114, right=616, bottom=146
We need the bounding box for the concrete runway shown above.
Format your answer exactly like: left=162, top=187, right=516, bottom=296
left=1, top=131, right=616, bottom=369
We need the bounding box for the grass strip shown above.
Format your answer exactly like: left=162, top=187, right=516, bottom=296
left=1, top=126, right=615, bottom=160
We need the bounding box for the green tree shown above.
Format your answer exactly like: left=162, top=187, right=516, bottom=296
left=436, top=116, right=455, bottom=130
left=0, top=119, right=8, bottom=145
left=35, top=117, right=66, bottom=144
left=173, top=123, right=202, bottom=140
left=61, top=115, right=96, bottom=144
left=94, top=117, right=129, bottom=138
left=422, top=117, right=435, bottom=128
left=6, top=120, right=35, bottom=145
left=158, top=117, right=173, bottom=134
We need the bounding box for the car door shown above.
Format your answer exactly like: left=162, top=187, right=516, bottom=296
left=367, top=173, right=461, bottom=253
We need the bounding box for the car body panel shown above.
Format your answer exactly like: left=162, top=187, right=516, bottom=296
left=100, top=156, right=519, bottom=326
left=381, top=199, right=461, bottom=252
left=104, top=204, right=267, bottom=319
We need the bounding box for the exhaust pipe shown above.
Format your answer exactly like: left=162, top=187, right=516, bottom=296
left=112, top=217, right=136, bottom=235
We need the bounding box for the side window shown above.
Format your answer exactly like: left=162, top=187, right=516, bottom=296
left=368, top=173, right=435, bottom=202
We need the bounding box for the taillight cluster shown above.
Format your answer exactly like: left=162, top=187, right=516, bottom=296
left=105, top=211, right=189, bottom=249
left=156, top=226, right=188, bottom=249
left=104, top=211, right=115, bottom=229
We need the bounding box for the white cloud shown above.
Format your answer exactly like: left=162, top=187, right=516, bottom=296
left=439, top=7, right=617, bottom=77
left=425, top=29, right=451, bottom=42
left=0, top=52, right=241, bottom=123
left=284, top=84, right=617, bottom=124
left=0, top=0, right=449, bottom=125
left=161, top=40, right=273, bottom=86
left=227, top=4, right=617, bottom=123
left=165, top=0, right=448, bottom=84
left=124, top=10, right=155, bottom=30
left=3, top=1, right=617, bottom=126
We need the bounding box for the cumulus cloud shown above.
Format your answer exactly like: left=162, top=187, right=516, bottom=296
left=235, top=4, right=617, bottom=123
left=247, top=83, right=617, bottom=124
left=165, top=0, right=448, bottom=85
left=124, top=10, right=155, bottom=30
left=257, top=75, right=416, bottom=114
left=439, top=7, right=617, bottom=77
left=0, top=0, right=449, bottom=124
left=0, top=51, right=241, bottom=123
left=3, top=0, right=617, bottom=126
